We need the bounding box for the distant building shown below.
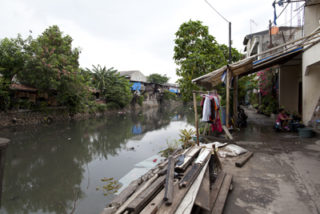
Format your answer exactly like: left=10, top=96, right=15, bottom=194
left=119, top=70, right=147, bottom=82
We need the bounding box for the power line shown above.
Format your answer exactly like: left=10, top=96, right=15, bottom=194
left=204, top=0, right=230, bottom=23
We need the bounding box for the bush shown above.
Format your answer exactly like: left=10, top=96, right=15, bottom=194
left=106, top=102, right=121, bottom=110
left=137, top=95, right=144, bottom=106
left=163, top=90, right=177, bottom=100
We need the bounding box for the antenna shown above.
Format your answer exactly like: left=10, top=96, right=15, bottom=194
left=250, top=19, right=258, bottom=34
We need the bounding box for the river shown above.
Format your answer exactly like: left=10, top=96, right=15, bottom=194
left=0, top=105, right=195, bottom=214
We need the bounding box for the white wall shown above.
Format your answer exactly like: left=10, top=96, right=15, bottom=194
left=302, top=3, right=320, bottom=124
left=279, top=65, right=301, bottom=113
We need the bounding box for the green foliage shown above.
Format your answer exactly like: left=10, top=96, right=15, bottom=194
left=0, top=36, right=26, bottom=82
left=218, top=44, right=244, bottom=63
left=91, top=65, right=132, bottom=108
left=56, top=75, right=88, bottom=114
left=174, top=20, right=226, bottom=102
left=159, top=140, right=179, bottom=158
left=178, top=128, right=195, bottom=149
left=137, top=95, right=144, bottom=106
left=147, top=73, right=169, bottom=84
left=19, top=25, right=80, bottom=91
left=163, top=90, right=178, bottom=101
left=0, top=77, right=11, bottom=111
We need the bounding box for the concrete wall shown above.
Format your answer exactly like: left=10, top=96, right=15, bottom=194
left=279, top=65, right=301, bottom=113
left=302, top=3, right=320, bottom=124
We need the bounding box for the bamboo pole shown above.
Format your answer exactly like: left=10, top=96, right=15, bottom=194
left=226, top=69, right=230, bottom=128
left=193, top=92, right=199, bottom=146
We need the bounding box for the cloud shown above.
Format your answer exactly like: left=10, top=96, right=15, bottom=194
left=0, top=0, right=303, bottom=83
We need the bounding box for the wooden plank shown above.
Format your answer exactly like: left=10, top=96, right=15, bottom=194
left=193, top=92, right=199, bottom=145
left=211, top=174, right=233, bottom=214
left=194, top=165, right=211, bottom=211
left=195, top=149, right=211, bottom=165
left=222, top=125, right=233, bottom=140
left=114, top=174, right=158, bottom=214
left=235, top=152, right=254, bottom=168
left=176, top=146, right=201, bottom=172
left=109, top=177, right=142, bottom=208
left=126, top=176, right=166, bottom=213
left=163, top=156, right=174, bottom=205
left=179, top=164, right=201, bottom=188
left=202, top=171, right=226, bottom=214
left=140, top=188, right=165, bottom=214
left=175, top=160, right=210, bottom=214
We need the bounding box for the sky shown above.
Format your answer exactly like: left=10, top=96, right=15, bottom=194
left=0, top=0, right=304, bottom=83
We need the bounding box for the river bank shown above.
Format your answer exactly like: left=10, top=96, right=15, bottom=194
left=0, top=100, right=182, bottom=128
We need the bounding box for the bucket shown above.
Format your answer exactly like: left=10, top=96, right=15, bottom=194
left=298, top=128, right=314, bottom=138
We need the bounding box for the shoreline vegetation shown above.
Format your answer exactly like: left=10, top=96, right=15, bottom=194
left=0, top=25, right=182, bottom=127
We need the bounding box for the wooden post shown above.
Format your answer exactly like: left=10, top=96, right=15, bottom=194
left=226, top=69, right=230, bottom=128
left=0, top=138, right=9, bottom=206
left=233, top=75, right=238, bottom=127
left=193, top=92, right=199, bottom=146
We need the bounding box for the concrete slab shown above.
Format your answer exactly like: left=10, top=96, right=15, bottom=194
left=222, top=108, right=320, bottom=214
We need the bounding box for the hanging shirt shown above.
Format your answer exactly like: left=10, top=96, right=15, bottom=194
left=202, top=96, right=211, bottom=122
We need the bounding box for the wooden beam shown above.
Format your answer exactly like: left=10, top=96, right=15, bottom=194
left=114, top=174, right=158, bottom=214
left=233, top=75, right=238, bottom=127
left=140, top=188, right=165, bottom=214
left=175, top=146, right=201, bottom=172
left=163, top=156, right=175, bottom=205
left=175, top=160, right=210, bottom=214
left=226, top=69, right=230, bottom=128
left=211, top=174, right=233, bottom=214
left=222, top=125, right=233, bottom=140
left=126, top=176, right=166, bottom=213
left=235, top=152, right=254, bottom=168
left=202, top=171, right=226, bottom=214
left=193, top=92, right=199, bottom=145
left=194, top=166, right=211, bottom=211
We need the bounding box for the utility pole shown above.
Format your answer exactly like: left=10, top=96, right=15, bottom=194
left=204, top=0, right=233, bottom=128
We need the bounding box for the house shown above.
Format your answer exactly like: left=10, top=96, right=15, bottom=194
left=302, top=0, right=320, bottom=126
left=243, top=26, right=303, bottom=115
left=9, top=83, right=38, bottom=103
left=192, top=2, right=320, bottom=128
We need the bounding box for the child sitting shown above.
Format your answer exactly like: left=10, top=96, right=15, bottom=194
left=276, top=108, right=291, bottom=131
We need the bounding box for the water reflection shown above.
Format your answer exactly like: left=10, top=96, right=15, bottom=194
left=0, top=105, right=194, bottom=214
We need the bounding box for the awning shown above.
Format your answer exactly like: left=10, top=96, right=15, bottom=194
left=192, top=26, right=320, bottom=89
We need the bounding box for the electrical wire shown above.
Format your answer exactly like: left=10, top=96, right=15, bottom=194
left=204, top=0, right=230, bottom=23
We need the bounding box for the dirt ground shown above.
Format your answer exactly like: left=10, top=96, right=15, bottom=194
left=222, top=108, right=320, bottom=214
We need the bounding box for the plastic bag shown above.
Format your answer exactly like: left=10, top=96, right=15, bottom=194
left=218, top=144, right=247, bottom=157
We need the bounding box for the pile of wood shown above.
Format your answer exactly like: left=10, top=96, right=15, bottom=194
left=102, top=145, right=233, bottom=214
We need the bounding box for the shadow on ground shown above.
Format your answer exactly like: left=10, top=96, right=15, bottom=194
left=222, top=108, right=320, bottom=214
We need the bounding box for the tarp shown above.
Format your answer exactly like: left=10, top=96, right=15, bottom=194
left=131, top=82, right=141, bottom=91
left=169, top=88, right=179, bottom=93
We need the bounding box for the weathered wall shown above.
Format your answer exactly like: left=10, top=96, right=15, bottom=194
left=302, top=3, right=320, bottom=124
left=279, top=65, right=301, bottom=113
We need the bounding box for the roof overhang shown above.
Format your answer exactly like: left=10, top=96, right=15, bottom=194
left=192, top=27, right=320, bottom=89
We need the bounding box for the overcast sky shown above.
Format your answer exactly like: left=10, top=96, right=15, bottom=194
left=0, top=0, right=303, bottom=83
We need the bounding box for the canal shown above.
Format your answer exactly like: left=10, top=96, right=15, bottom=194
left=0, top=105, right=194, bottom=214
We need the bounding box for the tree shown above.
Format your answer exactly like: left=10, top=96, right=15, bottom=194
left=91, top=65, right=132, bottom=108
left=19, top=25, right=80, bottom=91
left=147, top=73, right=169, bottom=84
left=0, top=36, right=27, bottom=110
left=218, top=44, right=243, bottom=63
left=173, top=20, right=226, bottom=101
left=0, top=36, right=26, bottom=83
